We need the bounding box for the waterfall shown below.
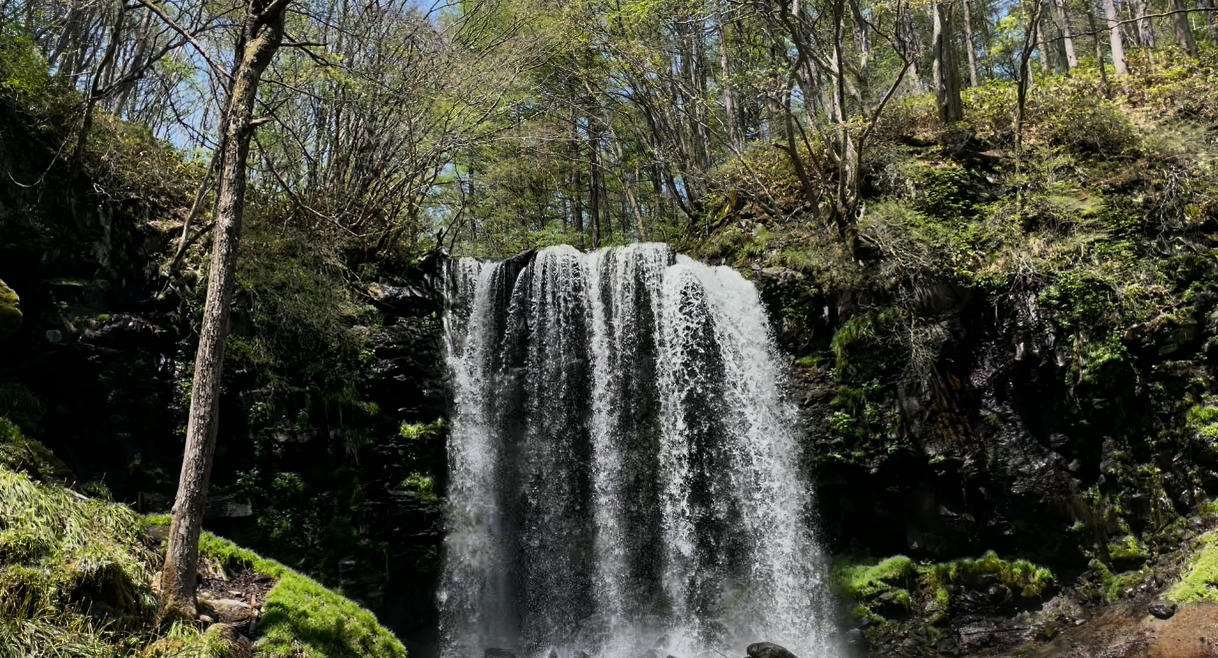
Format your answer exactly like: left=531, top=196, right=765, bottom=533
left=440, top=244, right=836, bottom=658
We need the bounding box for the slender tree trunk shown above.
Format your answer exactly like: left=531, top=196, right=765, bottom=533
left=1169, top=0, right=1198, bottom=54
left=963, top=0, right=980, bottom=85
left=1088, top=7, right=1113, bottom=93
left=589, top=115, right=602, bottom=248
left=715, top=2, right=740, bottom=151
left=1202, top=0, right=1218, bottom=44
left=71, top=6, right=124, bottom=178
left=902, top=5, right=924, bottom=92
left=1053, top=0, right=1079, bottom=69
left=159, top=0, right=288, bottom=620
left=1036, top=13, right=1054, bottom=73
left=1133, top=0, right=1157, bottom=46
left=932, top=0, right=964, bottom=122
left=1102, top=0, right=1128, bottom=75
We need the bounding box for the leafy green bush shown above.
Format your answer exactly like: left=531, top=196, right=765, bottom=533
left=963, top=77, right=1137, bottom=156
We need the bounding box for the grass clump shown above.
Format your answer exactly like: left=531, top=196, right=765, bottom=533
left=832, top=551, right=1056, bottom=624
left=1167, top=532, right=1218, bottom=604
left=0, top=466, right=158, bottom=656
left=832, top=555, right=917, bottom=598
left=256, top=572, right=408, bottom=658
left=924, top=551, right=1057, bottom=601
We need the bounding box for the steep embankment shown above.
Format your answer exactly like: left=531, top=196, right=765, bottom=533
left=688, top=54, right=1218, bottom=656
left=0, top=44, right=448, bottom=654
left=0, top=418, right=408, bottom=657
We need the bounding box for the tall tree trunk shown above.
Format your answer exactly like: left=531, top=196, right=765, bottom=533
left=715, top=2, right=740, bottom=151
left=589, top=116, right=602, bottom=248
left=1036, top=13, right=1054, bottom=73
left=1204, top=0, right=1218, bottom=45
left=901, top=5, right=924, bottom=93
left=932, top=0, right=964, bottom=122
left=571, top=134, right=583, bottom=233
left=159, top=0, right=288, bottom=620
left=1102, top=0, right=1129, bottom=75
left=1169, top=0, right=1198, bottom=54
left=1132, top=0, right=1157, bottom=46
left=1053, top=0, right=1079, bottom=69
left=963, top=0, right=981, bottom=86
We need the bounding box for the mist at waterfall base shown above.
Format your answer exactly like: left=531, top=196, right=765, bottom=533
left=440, top=244, right=837, bottom=658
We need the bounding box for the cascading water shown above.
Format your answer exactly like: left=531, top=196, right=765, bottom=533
left=440, top=244, right=836, bottom=658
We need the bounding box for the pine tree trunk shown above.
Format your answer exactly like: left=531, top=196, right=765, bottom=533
left=1203, top=0, right=1218, bottom=45
left=1036, top=14, right=1054, bottom=74
left=159, top=0, right=288, bottom=620
left=1054, top=0, right=1079, bottom=69
left=1133, top=0, right=1157, bottom=46
left=932, top=0, right=964, bottom=122
left=902, top=6, right=924, bottom=93
left=1102, top=0, right=1129, bottom=75
left=1169, top=0, right=1198, bottom=55
left=963, top=0, right=981, bottom=86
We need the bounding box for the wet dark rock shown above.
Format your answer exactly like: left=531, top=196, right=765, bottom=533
left=1148, top=600, right=1177, bottom=619
left=485, top=648, right=518, bottom=658
left=746, top=642, right=797, bottom=658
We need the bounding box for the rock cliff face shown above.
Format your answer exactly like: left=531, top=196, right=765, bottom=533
left=751, top=260, right=1218, bottom=656
left=0, top=93, right=451, bottom=653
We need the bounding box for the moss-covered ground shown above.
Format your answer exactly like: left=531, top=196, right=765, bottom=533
left=0, top=420, right=407, bottom=658
left=1167, top=532, right=1218, bottom=604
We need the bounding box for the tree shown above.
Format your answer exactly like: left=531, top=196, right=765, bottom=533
left=932, top=0, right=963, bottom=122
left=1168, top=0, right=1199, bottom=55
left=1100, top=0, right=1127, bottom=75
left=1051, top=0, right=1078, bottom=71
left=158, top=0, right=290, bottom=619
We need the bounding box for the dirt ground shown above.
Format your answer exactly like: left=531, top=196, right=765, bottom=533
left=989, top=602, right=1218, bottom=658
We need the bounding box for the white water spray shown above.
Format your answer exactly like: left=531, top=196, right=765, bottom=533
left=440, top=244, right=836, bottom=658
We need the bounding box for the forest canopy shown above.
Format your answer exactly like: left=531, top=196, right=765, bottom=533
left=4, top=0, right=1216, bottom=262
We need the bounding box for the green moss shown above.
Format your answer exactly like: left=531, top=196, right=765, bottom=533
left=0, top=466, right=157, bottom=655
left=1108, top=535, right=1150, bottom=562
left=1187, top=398, right=1218, bottom=441
left=1, top=458, right=406, bottom=657
left=1167, top=532, right=1218, bottom=604
left=831, top=555, right=917, bottom=598
left=399, top=473, right=438, bottom=506
left=399, top=419, right=445, bottom=442
left=255, top=572, right=408, bottom=658
left=0, top=278, right=20, bottom=338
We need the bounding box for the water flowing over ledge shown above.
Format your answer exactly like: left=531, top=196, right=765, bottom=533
left=439, top=244, right=836, bottom=658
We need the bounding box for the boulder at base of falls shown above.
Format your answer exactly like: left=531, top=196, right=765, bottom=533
left=1148, top=600, right=1177, bottom=620
left=746, top=642, right=798, bottom=658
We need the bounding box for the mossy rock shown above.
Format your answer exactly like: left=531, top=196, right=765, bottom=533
left=1168, top=532, right=1218, bottom=604
left=0, top=278, right=20, bottom=338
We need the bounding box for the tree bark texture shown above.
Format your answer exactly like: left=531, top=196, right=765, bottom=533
left=1132, top=0, right=1156, bottom=46
left=1053, top=0, right=1079, bottom=69
left=1168, top=0, right=1198, bottom=55
left=159, top=0, right=287, bottom=620
left=963, top=0, right=981, bottom=85
left=1102, top=0, right=1129, bottom=75
left=932, top=0, right=964, bottom=122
